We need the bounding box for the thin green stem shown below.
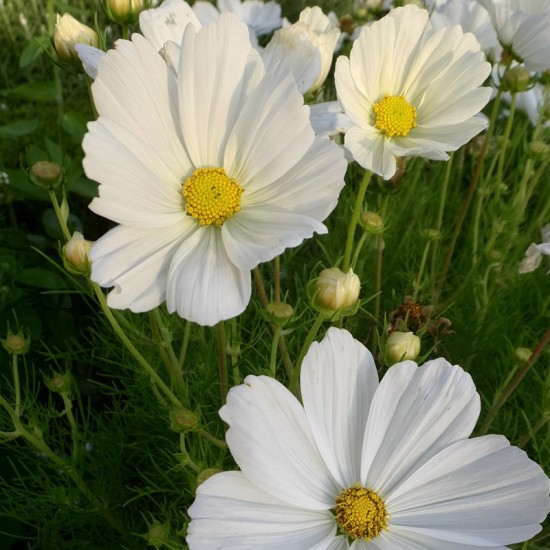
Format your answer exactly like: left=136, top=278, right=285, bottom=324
left=216, top=321, right=228, bottom=406
left=342, top=171, right=372, bottom=272
left=61, top=392, right=81, bottom=463
left=12, top=354, right=21, bottom=416
left=270, top=325, right=282, bottom=377
left=93, top=283, right=182, bottom=409
left=351, top=231, right=368, bottom=271
left=289, top=314, right=324, bottom=394
left=197, top=428, right=227, bottom=450
left=479, top=325, right=550, bottom=435
left=178, top=320, right=192, bottom=369
left=495, top=91, right=517, bottom=193
left=412, top=240, right=431, bottom=300
left=48, top=190, right=71, bottom=241
left=273, top=255, right=281, bottom=303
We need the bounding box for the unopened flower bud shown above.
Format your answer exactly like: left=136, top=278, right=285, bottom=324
left=170, top=408, right=198, bottom=432
left=62, top=232, right=94, bottom=275
left=265, top=302, right=294, bottom=327
left=515, top=347, right=532, bottom=363
left=53, top=14, right=98, bottom=65
left=423, top=228, right=441, bottom=240
left=316, top=267, right=361, bottom=310
left=101, top=0, right=150, bottom=26
left=529, top=141, right=550, bottom=159
left=361, top=211, right=384, bottom=233
left=145, top=520, right=170, bottom=548
left=196, top=467, right=222, bottom=487
left=46, top=372, right=72, bottom=394
left=1, top=329, right=30, bottom=355
left=30, top=161, right=62, bottom=190
left=502, top=66, right=531, bottom=93
left=386, top=331, right=421, bottom=365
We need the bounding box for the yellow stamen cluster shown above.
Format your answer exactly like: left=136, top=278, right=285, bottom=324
left=183, top=167, right=243, bottom=226
left=374, top=95, right=417, bottom=138
left=335, top=485, right=388, bottom=540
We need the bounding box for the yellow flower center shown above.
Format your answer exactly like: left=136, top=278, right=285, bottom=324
left=373, top=95, right=417, bottom=138
left=183, top=167, right=243, bottom=226
left=335, top=485, right=388, bottom=540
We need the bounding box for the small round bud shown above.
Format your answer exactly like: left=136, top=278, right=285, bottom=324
left=145, top=520, right=170, bottom=548
left=422, top=228, right=441, bottom=240
left=53, top=13, right=98, bottom=65
left=196, top=467, right=222, bottom=487
left=46, top=372, right=72, bottom=394
left=62, top=232, right=94, bottom=275
left=361, top=211, right=384, bottom=233
left=170, top=408, right=198, bottom=432
left=502, top=66, right=531, bottom=93
left=386, top=331, right=421, bottom=365
left=316, top=267, right=361, bottom=310
left=487, top=249, right=502, bottom=261
left=265, top=302, right=294, bottom=327
left=515, top=347, right=532, bottom=363
left=29, top=161, right=62, bottom=190
left=1, top=329, right=30, bottom=355
left=101, top=0, right=151, bottom=26
left=529, top=140, right=550, bottom=159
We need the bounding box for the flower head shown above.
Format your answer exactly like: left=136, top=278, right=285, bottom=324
left=187, top=328, right=550, bottom=548
left=518, top=223, right=550, bottom=273
left=53, top=13, right=98, bottom=65
left=477, top=0, right=550, bottom=71
left=335, top=5, right=492, bottom=179
left=84, top=14, right=346, bottom=326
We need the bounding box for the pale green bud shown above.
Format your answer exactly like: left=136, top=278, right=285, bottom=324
left=502, top=66, right=531, bottom=93
left=316, top=267, right=361, bottom=310
left=53, top=13, right=98, bottom=65
left=170, top=408, right=198, bottom=432
left=265, top=302, right=294, bottom=327
left=46, top=372, right=72, bottom=394
left=101, top=0, right=151, bottom=26
left=62, top=232, right=94, bottom=275
left=386, top=331, right=421, bottom=365
left=30, top=161, right=62, bottom=190
left=361, top=211, right=384, bottom=233
left=515, top=347, right=532, bottom=363
left=1, top=329, right=30, bottom=355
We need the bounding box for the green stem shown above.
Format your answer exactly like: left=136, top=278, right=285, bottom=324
left=289, top=314, right=324, bottom=394
left=351, top=231, right=368, bottom=271
left=273, top=255, right=281, bottom=303
left=270, top=325, right=282, bottom=377
left=342, top=171, right=372, bottom=272
left=48, top=190, right=71, bottom=242
left=197, top=428, right=227, bottom=450
left=12, top=354, right=21, bottom=416
left=178, top=320, right=192, bottom=369
left=479, top=325, right=550, bottom=435
left=412, top=240, right=431, bottom=300
left=61, top=392, right=81, bottom=463
left=216, top=321, right=228, bottom=406
left=495, top=91, right=517, bottom=194
left=93, top=283, right=182, bottom=409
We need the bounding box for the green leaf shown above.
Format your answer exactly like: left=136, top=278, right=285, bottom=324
left=0, top=119, right=39, bottom=139
left=69, top=175, right=99, bottom=199
left=3, top=169, right=49, bottom=202
left=19, top=35, right=50, bottom=68
left=59, top=111, right=88, bottom=142
left=6, top=82, right=57, bottom=102
left=18, top=267, right=67, bottom=290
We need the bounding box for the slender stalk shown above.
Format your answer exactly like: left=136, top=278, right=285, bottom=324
left=12, top=354, right=21, bottom=416
left=270, top=325, right=282, bottom=377
left=197, top=428, right=227, bottom=450
left=216, top=321, right=228, bottom=406
left=289, top=314, right=324, bottom=394
left=48, top=190, right=71, bottom=242
left=342, top=171, right=372, bottom=272
left=178, top=320, right=192, bottom=369
left=495, top=91, right=517, bottom=197
left=479, top=326, right=550, bottom=435
left=61, top=392, right=81, bottom=463
left=273, top=255, right=281, bottom=303
left=516, top=415, right=550, bottom=449
left=412, top=240, right=431, bottom=300
left=93, top=283, right=182, bottom=409
left=149, top=310, right=174, bottom=379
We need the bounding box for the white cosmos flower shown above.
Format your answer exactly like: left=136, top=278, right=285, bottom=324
left=187, top=327, right=550, bottom=549
left=335, top=5, right=492, bottom=180
left=477, top=0, right=550, bottom=71
left=84, top=14, right=346, bottom=326
left=518, top=223, right=550, bottom=274
left=262, top=6, right=341, bottom=94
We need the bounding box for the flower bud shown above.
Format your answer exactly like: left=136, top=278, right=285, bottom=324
left=1, top=329, right=30, bottom=355
left=316, top=267, right=361, bottom=310
left=62, top=232, right=94, bottom=275
left=53, top=14, right=98, bottom=65
left=170, top=408, right=198, bottom=432
left=515, top=347, right=532, bottom=363
left=46, top=372, right=72, bottom=394
left=145, top=520, right=170, bottom=548
left=101, top=0, right=151, bottom=26
left=386, top=331, right=421, bottom=365
left=265, top=302, right=294, bottom=327
left=422, top=228, right=441, bottom=241
left=361, top=211, right=384, bottom=233
left=196, top=467, right=222, bottom=487
left=502, top=66, right=531, bottom=93
left=529, top=140, right=550, bottom=159
left=29, top=161, right=62, bottom=190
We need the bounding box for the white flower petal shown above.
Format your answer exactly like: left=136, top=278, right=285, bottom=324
left=139, top=0, right=201, bottom=52
left=192, top=1, right=220, bottom=26
left=388, top=435, right=550, bottom=546
left=187, top=471, right=336, bottom=550
left=90, top=223, right=191, bottom=312
left=301, top=328, right=379, bottom=488
left=309, top=102, right=353, bottom=137
left=361, top=359, right=480, bottom=494
left=220, top=374, right=340, bottom=510
left=334, top=55, right=371, bottom=129
left=222, top=207, right=326, bottom=271
left=224, top=67, right=314, bottom=190
left=246, top=135, right=346, bottom=221
left=75, top=43, right=104, bottom=79
left=345, top=125, right=396, bottom=179
left=177, top=13, right=265, bottom=168
left=166, top=226, right=250, bottom=325
left=91, top=34, right=190, bottom=175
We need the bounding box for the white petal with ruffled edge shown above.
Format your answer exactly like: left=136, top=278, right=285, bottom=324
left=361, top=358, right=480, bottom=494
left=301, top=327, right=379, bottom=488
left=165, top=227, right=250, bottom=326
left=221, top=375, right=340, bottom=510
left=187, top=471, right=336, bottom=549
